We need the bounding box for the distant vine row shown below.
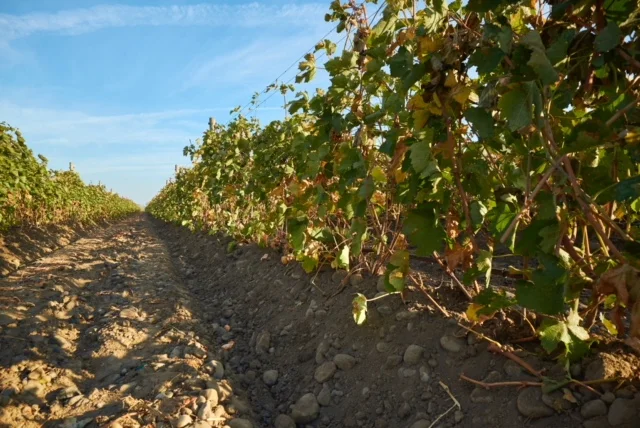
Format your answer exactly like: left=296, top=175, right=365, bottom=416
left=1, top=123, right=139, bottom=231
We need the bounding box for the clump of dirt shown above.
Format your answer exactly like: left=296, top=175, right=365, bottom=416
left=1, top=215, right=638, bottom=428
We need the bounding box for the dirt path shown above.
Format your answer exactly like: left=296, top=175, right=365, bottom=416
left=1, top=215, right=638, bottom=428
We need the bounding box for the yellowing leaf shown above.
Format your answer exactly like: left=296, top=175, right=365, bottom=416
left=408, top=94, right=428, bottom=110
left=444, top=71, right=457, bottom=88
left=353, top=293, right=368, bottom=325
left=371, top=166, right=387, bottom=183
left=413, top=109, right=430, bottom=130
left=452, top=85, right=472, bottom=105
left=394, top=168, right=408, bottom=183
left=418, top=36, right=441, bottom=57
left=466, top=303, right=484, bottom=322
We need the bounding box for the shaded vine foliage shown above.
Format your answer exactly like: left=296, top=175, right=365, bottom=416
left=1, top=123, right=139, bottom=230
left=148, top=0, right=640, bottom=359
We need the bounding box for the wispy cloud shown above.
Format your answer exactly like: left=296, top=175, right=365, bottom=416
left=0, top=3, right=327, bottom=41
left=0, top=101, right=283, bottom=147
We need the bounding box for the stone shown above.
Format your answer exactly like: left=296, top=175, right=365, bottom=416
left=256, top=331, right=271, bottom=354
left=608, top=398, right=636, bottom=426
left=583, top=416, right=610, bottom=428
left=397, top=402, right=411, bottom=418
left=317, top=384, right=331, bottom=406
left=580, top=399, right=608, bottom=419
left=384, top=355, right=402, bottom=369
left=197, top=402, right=214, bottom=421
left=290, top=393, right=319, bottom=424
left=274, top=414, right=295, bottom=428
left=517, top=388, right=554, bottom=418
left=227, top=419, right=253, bottom=428
left=395, top=310, right=418, bottom=321
left=176, top=414, right=193, bottom=428
left=403, top=345, right=424, bottom=365
left=410, top=420, right=430, bottom=428
left=206, top=360, right=224, bottom=379
left=376, top=276, right=386, bottom=292
left=334, top=354, right=356, bottom=370
left=349, top=273, right=364, bottom=286
left=419, top=366, right=430, bottom=383
left=263, top=370, right=278, bottom=386
left=201, top=389, right=219, bottom=407
left=376, top=342, right=391, bottom=353
left=439, top=335, right=464, bottom=353
left=376, top=305, right=393, bottom=316
left=314, top=362, right=337, bottom=383
left=602, top=391, right=616, bottom=404
left=454, top=410, right=464, bottom=423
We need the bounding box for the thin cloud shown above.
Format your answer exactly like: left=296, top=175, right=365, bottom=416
left=0, top=3, right=327, bottom=41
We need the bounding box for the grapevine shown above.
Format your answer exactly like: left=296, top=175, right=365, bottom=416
left=1, top=123, right=139, bottom=231
left=148, top=0, right=640, bottom=360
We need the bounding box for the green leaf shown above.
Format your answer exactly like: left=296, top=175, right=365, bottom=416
left=464, top=107, right=495, bottom=139
left=595, top=22, right=621, bottom=52
left=386, top=267, right=406, bottom=292
left=389, top=250, right=410, bottom=269
left=358, top=176, right=375, bottom=201
left=521, top=31, right=558, bottom=85
left=288, top=217, right=308, bottom=252
left=539, top=318, right=570, bottom=353
left=474, top=288, right=516, bottom=316
left=594, top=175, right=640, bottom=203
left=546, top=30, right=576, bottom=64
left=477, top=249, right=493, bottom=287
left=337, top=245, right=350, bottom=270
left=403, top=206, right=446, bottom=256
left=350, top=218, right=367, bottom=257
left=516, top=254, right=567, bottom=315
left=466, top=0, right=504, bottom=12
left=352, top=293, right=368, bottom=325
left=301, top=255, right=319, bottom=273
left=469, top=47, right=505, bottom=75
left=410, top=138, right=438, bottom=178
left=499, top=88, right=532, bottom=131
left=470, top=200, right=488, bottom=231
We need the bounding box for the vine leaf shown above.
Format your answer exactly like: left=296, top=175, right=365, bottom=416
left=538, top=309, right=592, bottom=361
left=516, top=254, right=567, bottom=315
left=466, top=287, right=515, bottom=322
left=403, top=206, right=446, bottom=256
left=521, top=31, right=558, bottom=85
left=464, top=107, right=495, bottom=139
left=595, top=22, right=622, bottom=52
left=499, top=87, right=532, bottom=131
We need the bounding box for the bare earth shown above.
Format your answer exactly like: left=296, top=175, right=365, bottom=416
left=0, top=215, right=638, bottom=428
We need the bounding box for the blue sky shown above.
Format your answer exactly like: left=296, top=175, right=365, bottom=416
left=0, top=0, right=336, bottom=205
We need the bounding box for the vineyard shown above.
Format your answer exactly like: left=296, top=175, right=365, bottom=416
left=148, top=0, right=640, bottom=361
left=1, top=122, right=139, bottom=232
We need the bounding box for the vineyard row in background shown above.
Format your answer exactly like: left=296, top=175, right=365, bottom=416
left=1, top=123, right=140, bottom=232
left=147, top=0, right=640, bottom=360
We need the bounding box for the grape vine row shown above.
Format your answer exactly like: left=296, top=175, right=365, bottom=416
left=1, top=123, right=139, bottom=231
left=148, top=0, right=640, bottom=360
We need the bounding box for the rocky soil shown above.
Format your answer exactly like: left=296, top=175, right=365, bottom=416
left=1, top=214, right=638, bottom=428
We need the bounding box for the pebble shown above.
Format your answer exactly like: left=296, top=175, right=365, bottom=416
left=410, top=420, right=430, bottom=428
left=580, top=399, right=607, bottom=419
left=608, top=398, right=636, bottom=426
left=201, top=389, right=219, bottom=407
left=397, top=402, right=411, bottom=418
left=290, top=393, right=320, bottom=423
left=227, top=419, right=253, bottom=428
left=256, top=331, right=271, bottom=354
left=602, top=391, right=616, bottom=404
left=334, top=354, right=356, bottom=370
left=439, top=335, right=464, bottom=353
left=396, top=310, right=418, bottom=321
left=176, top=414, right=193, bottom=428
left=384, top=355, right=402, bottom=369
left=317, top=384, right=331, bottom=406
left=403, top=345, right=424, bottom=365
left=274, top=414, right=296, bottom=428
left=517, top=388, right=554, bottom=418
left=197, top=402, right=214, bottom=421
left=315, top=362, right=337, bottom=383
left=376, top=342, right=391, bottom=353
left=263, top=370, right=278, bottom=386
left=454, top=410, right=464, bottom=423
left=376, top=305, right=393, bottom=316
